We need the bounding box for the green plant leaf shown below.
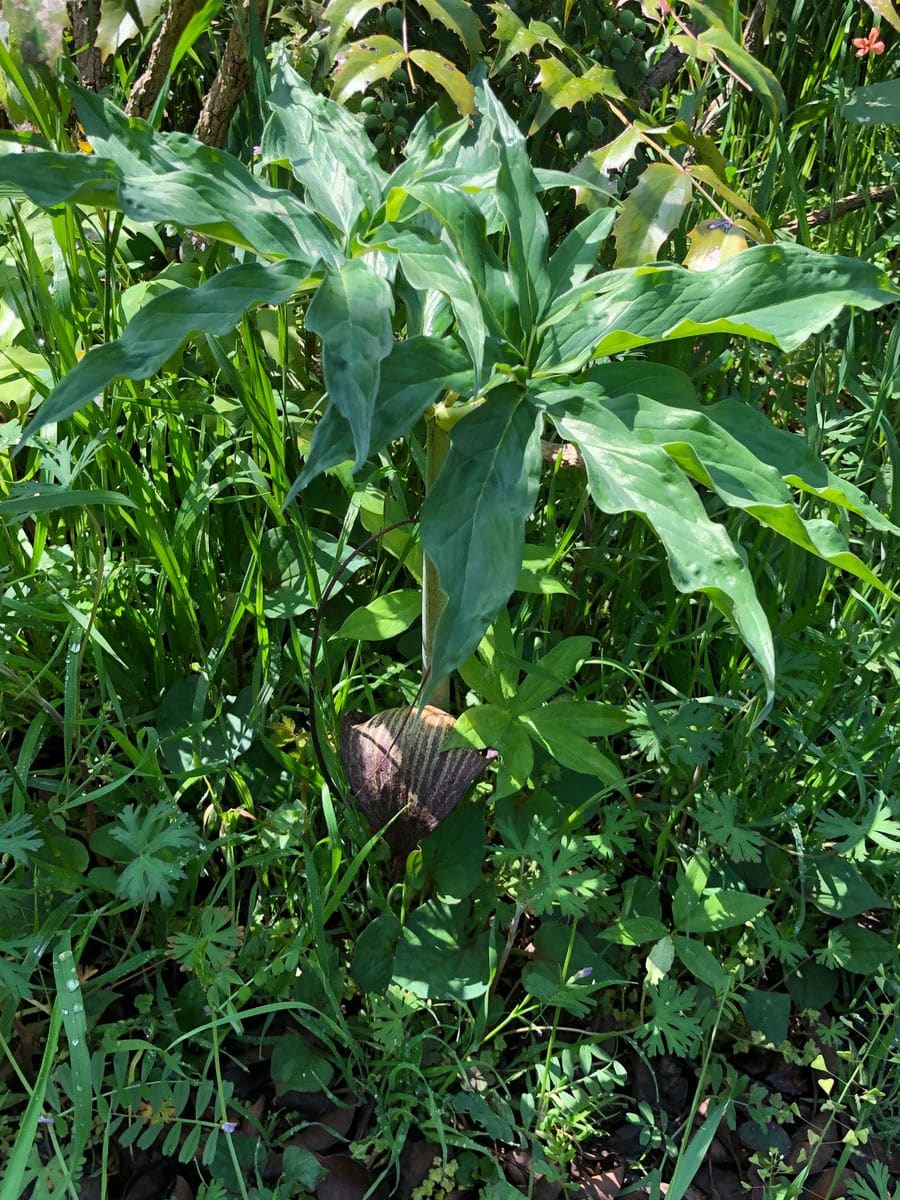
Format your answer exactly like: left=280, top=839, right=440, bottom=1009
left=331, top=35, right=406, bottom=102
left=21, top=260, right=312, bottom=441
left=306, top=256, right=395, bottom=467
left=0, top=482, right=135, bottom=519
left=673, top=935, right=729, bottom=989
left=72, top=89, right=337, bottom=262
left=808, top=857, right=889, bottom=917
left=479, top=80, right=551, bottom=331
left=511, top=636, right=593, bottom=712
left=449, top=703, right=534, bottom=797
left=365, top=223, right=487, bottom=382
left=530, top=57, right=624, bottom=134
left=417, top=0, right=484, bottom=60
left=351, top=912, right=402, bottom=993
left=521, top=702, right=627, bottom=793
left=421, top=802, right=486, bottom=899
left=673, top=886, right=768, bottom=932
left=826, top=922, right=894, bottom=974
left=323, top=0, right=391, bottom=53
left=392, top=897, right=492, bottom=1000
left=613, top=163, right=694, bottom=268
left=547, top=207, right=616, bottom=300
left=271, top=1031, right=335, bottom=1094
left=862, top=0, right=900, bottom=33
left=264, top=51, right=386, bottom=239
left=423, top=391, right=543, bottom=688
left=599, top=917, right=669, bottom=945
left=540, top=388, right=776, bottom=703
left=593, top=370, right=898, bottom=594
left=409, top=49, right=476, bottom=114
left=742, top=989, right=790, bottom=1044
left=335, top=590, right=420, bottom=640
left=290, top=334, right=471, bottom=496
left=843, top=78, right=900, bottom=126
left=537, top=244, right=899, bottom=375
left=95, top=0, right=166, bottom=58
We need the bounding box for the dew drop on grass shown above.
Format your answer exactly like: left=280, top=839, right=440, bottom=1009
left=66, top=979, right=78, bottom=991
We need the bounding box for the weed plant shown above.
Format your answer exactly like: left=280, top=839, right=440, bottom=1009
left=0, top=2, right=898, bottom=1199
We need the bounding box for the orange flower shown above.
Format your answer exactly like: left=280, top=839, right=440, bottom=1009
left=852, top=27, right=885, bottom=56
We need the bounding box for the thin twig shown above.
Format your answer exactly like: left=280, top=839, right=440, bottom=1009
left=784, top=185, right=899, bottom=233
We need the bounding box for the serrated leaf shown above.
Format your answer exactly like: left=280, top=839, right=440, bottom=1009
left=324, top=0, right=391, bottom=53
left=336, top=590, right=420, bottom=640
left=530, top=57, right=625, bottom=134
left=22, top=260, right=312, bottom=441
left=613, top=163, right=693, bottom=267
left=539, top=387, right=775, bottom=703
left=693, top=21, right=785, bottom=117
left=306, top=257, right=395, bottom=467
left=489, top=2, right=549, bottom=74
left=417, top=0, right=484, bottom=60
left=422, top=392, right=543, bottom=688
left=409, top=49, right=476, bottom=115
left=331, top=35, right=406, bottom=103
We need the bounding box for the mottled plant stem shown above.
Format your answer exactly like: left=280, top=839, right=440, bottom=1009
left=423, top=412, right=450, bottom=711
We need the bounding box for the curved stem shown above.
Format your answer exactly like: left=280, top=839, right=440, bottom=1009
left=422, top=412, right=451, bottom=710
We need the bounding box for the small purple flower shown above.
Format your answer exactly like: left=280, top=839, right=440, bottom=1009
left=221, top=1120, right=238, bottom=1134
left=38, top=1115, right=55, bottom=1125
left=571, top=966, right=593, bottom=981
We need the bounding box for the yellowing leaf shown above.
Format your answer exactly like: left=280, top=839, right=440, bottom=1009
left=324, top=0, right=390, bottom=54
left=409, top=49, right=476, bottom=115
left=95, top=0, right=166, bottom=59
left=688, top=163, right=773, bottom=242
left=646, top=935, right=675, bottom=986
left=613, top=163, right=693, bottom=267
left=332, top=35, right=406, bottom=103
left=683, top=218, right=750, bottom=272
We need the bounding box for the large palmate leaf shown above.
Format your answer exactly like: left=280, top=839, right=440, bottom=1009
left=422, top=391, right=543, bottom=688
left=536, top=245, right=899, bottom=375
left=305, top=257, right=395, bottom=467
left=289, top=335, right=472, bottom=497
left=263, top=52, right=386, bottom=240
left=22, top=260, right=314, bottom=440
left=536, top=387, right=776, bottom=701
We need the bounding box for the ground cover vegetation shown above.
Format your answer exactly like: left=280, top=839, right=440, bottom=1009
left=0, top=0, right=898, bottom=1197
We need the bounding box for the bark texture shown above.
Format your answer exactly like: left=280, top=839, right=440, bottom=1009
left=127, top=0, right=202, bottom=119
left=194, top=0, right=267, bottom=147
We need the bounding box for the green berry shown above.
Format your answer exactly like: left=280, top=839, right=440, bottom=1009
left=385, top=6, right=403, bottom=31
left=620, top=33, right=635, bottom=53
left=610, top=45, right=626, bottom=63
left=633, top=17, right=648, bottom=37
left=360, top=95, right=377, bottom=112
left=374, top=131, right=388, bottom=149
left=364, top=112, right=381, bottom=130
left=380, top=100, right=395, bottom=119
left=565, top=129, right=583, bottom=151
left=599, top=18, right=614, bottom=40
left=619, top=7, right=635, bottom=29
left=587, top=116, right=605, bottom=136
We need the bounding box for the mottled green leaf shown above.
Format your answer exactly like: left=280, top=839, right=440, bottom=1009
left=264, top=51, right=385, bottom=238
left=331, top=35, right=406, bottom=103
left=409, top=48, right=476, bottom=114
left=844, top=78, right=900, bottom=126
left=290, top=334, right=471, bottom=495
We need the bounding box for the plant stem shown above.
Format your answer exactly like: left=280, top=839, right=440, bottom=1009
left=423, top=411, right=451, bottom=711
